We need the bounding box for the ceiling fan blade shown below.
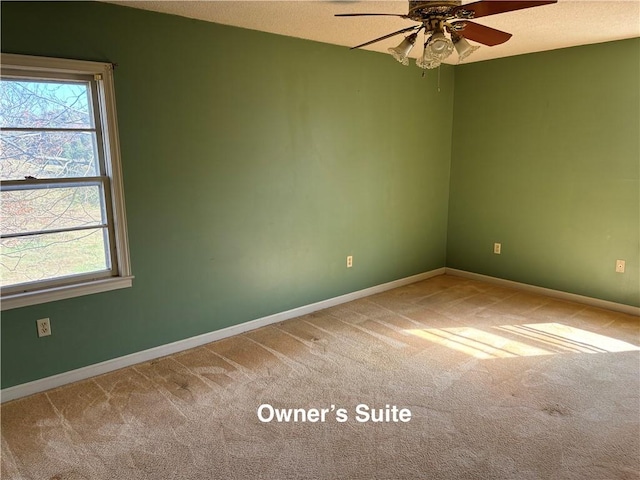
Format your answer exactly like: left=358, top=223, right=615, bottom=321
left=453, top=1, right=557, bottom=19
left=350, top=25, right=421, bottom=50
left=454, top=21, right=512, bottom=46
left=335, top=13, right=409, bottom=18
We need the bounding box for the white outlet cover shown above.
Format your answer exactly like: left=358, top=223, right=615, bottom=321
left=616, top=260, right=625, bottom=273
left=36, top=318, right=51, bottom=337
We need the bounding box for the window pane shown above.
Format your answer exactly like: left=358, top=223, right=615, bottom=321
left=1, top=228, right=109, bottom=287
left=0, top=79, right=94, bottom=129
left=1, top=185, right=105, bottom=235
left=0, top=130, right=99, bottom=180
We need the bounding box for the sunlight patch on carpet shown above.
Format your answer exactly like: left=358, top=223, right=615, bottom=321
left=406, top=323, right=640, bottom=359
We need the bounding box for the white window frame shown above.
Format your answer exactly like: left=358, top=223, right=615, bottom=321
left=1, top=53, right=133, bottom=310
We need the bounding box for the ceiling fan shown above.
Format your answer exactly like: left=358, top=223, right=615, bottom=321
left=336, top=1, right=558, bottom=69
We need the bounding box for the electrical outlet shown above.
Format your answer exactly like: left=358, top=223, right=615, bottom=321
left=347, top=255, right=353, bottom=268
left=36, top=318, right=51, bottom=337
left=493, top=243, right=501, bottom=255
left=616, top=259, right=625, bottom=273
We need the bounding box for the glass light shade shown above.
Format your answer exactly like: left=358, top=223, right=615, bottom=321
left=388, top=33, right=418, bottom=66
left=416, top=45, right=441, bottom=70
left=453, top=36, right=480, bottom=62
left=427, top=32, right=454, bottom=61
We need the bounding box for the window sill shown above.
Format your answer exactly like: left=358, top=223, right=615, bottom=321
left=1, top=276, right=134, bottom=311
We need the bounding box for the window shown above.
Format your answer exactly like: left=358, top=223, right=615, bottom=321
left=1, top=54, right=132, bottom=310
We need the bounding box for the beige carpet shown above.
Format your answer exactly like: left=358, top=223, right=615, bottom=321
left=2, top=274, right=639, bottom=479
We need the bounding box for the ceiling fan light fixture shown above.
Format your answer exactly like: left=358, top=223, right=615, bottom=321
left=388, top=32, right=418, bottom=65
left=427, top=31, right=454, bottom=60
left=337, top=0, right=560, bottom=73
left=453, top=35, right=480, bottom=62
left=416, top=44, right=441, bottom=69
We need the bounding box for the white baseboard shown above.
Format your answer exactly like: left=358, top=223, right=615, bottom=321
left=1, top=268, right=446, bottom=403
left=446, top=268, right=640, bottom=316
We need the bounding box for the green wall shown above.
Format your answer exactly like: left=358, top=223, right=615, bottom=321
left=0, top=2, right=454, bottom=388
left=448, top=39, right=640, bottom=306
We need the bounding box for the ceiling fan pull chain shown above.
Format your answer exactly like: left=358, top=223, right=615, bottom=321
left=437, top=65, right=441, bottom=93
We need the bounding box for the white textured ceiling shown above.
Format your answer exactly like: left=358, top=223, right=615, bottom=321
left=105, top=1, right=640, bottom=64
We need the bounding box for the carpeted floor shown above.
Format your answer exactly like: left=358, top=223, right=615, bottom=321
left=2, top=274, right=639, bottom=479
